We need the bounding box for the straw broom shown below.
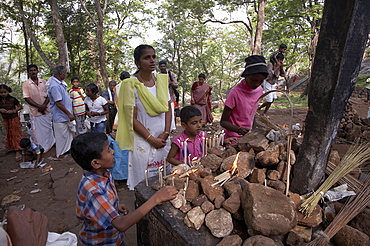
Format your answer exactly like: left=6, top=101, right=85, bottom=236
left=307, top=177, right=370, bottom=246
left=299, top=141, right=370, bottom=217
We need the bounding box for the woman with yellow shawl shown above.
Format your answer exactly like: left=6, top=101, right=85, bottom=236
left=116, top=45, right=172, bottom=190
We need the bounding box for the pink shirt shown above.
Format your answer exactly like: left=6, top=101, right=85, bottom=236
left=224, top=79, right=263, bottom=139
left=22, top=78, right=50, bottom=117
left=172, top=130, right=207, bottom=163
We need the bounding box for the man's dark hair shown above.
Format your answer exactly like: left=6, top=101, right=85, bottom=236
left=27, top=64, right=38, bottom=72
left=180, top=106, right=202, bottom=124
left=20, top=138, right=31, bottom=148
left=71, top=76, right=80, bottom=82
left=158, top=60, right=167, bottom=66
left=276, top=53, right=285, bottom=60
left=71, top=132, right=108, bottom=171
left=86, top=83, right=99, bottom=94
left=120, top=71, right=130, bottom=80
left=279, top=44, right=287, bottom=49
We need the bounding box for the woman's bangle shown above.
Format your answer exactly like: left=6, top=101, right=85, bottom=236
left=146, top=134, right=152, bottom=141
left=164, top=131, right=170, bottom=135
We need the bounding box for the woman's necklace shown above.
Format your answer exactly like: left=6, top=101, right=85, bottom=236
left=137, top=73, right=155, bottom=87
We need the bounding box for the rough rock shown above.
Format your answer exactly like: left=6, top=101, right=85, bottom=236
left=185, top=180, right=199, bottom=202
left=222, top=192, right=240, bottom=214
left=349, top=207, right=370, bottom=237
left=184, top=206, right=205, bottom=230
left=241, top=183, right=297, bottom=236
left=170, top=164, right=190, bottom=175
left=242, top=235, right=277, bottom=246
left=192, top=194, right=209, bottom=207
left=333, top=225, right=370, bottom=246
left=216, top=235, right=242, bottom=246
left=214, top=195, right=225, bottom=209
left=205, top=209, right=233, bottom=238
left=266, top=180, right=286, bottom=193
left=255, top=144, right=280, bottom=167
left=328, top=150, right=341, bottom=166
left=208, top=147, right=223, bottom=157
left=170, top=189, right=186, bottom=209
left=277, top=161, right=288, bottom=181
left=224, top=181, right=242, bottom=197
left=267, top=170, right=281, bottom=180
left=1, top=194, right=21, bottom=206
left=290, top=225, right=312, bottom=243
left=220, top=152, right=255, bottom=178
left=248, top=136, right=270, bottom=152
left=199, top=167, right=212, bottom=178
left=179, top=204, right=192, bottom=213
left=222, top=146, right=237, bottom=159
left=201, top=201, right=215, bottom=214
left=200, top=176, right=224, bottom=202
left=290, top=193, right=322, bottom=227
left=279, top=150, right=296, bottom=165
left=286, top=231, right=304, bottom=246
left=201, top=154, right=223, bottom=172
left=249, top=168, right=266, bottom=184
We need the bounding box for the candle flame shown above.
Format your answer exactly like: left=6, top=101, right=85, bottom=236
left=230, top=152, right=241, bottom=176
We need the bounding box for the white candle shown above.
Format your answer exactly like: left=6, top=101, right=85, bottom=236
left=202, top=137, right=205, bottom=157
left=183, top=139, right=188, bottom=164
left=163, top=157, right=167, bottom=177
left=145, top=170, right=148, bottom=186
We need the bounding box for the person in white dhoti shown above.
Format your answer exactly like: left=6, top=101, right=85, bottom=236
left=47, top=66, right=75, bottom=158
left=22, top=64, right=55, bottom=152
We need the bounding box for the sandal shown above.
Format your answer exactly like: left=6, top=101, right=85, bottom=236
left=15, top=156, right=22, bottom=162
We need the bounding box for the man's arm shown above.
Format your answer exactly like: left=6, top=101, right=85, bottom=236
left=55, top=101, right=75, bottom=120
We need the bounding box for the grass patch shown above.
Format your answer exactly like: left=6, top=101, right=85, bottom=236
left=271, top=92, right=308, bottom=109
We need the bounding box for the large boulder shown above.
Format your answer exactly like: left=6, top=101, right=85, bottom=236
left=241, top=182, right=297, bottom=236
left=201, top=154, right=223, bottom=172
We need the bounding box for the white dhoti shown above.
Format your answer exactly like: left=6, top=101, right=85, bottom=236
left=53, top=121, right=73, bottom=158
left=30, top=113, right=55, bottom=152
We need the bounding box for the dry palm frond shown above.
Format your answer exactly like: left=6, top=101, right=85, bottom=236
left=299, top=141, right=370, bottom=217
left=308, top=177, right=370, bottom=246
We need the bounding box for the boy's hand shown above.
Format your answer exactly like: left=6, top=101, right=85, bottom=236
left=154, top=186, right=178, bottom=204
left=118, top=204, right=129, bottom=215
left=224, top=137, right=238, bottom=145
left=148, top=137, right=167, bottom=149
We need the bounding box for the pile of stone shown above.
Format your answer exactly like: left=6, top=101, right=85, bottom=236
left=337, top=100, right=370, bottom=142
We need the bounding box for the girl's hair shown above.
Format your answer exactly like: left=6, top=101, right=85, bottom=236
left=0, top=84, right=12, bottom=93
left=86, top=83, right=99, bottom=94
left=133, top=44, right=155, bottom=62
left=71, top=76, right=80, bottom=82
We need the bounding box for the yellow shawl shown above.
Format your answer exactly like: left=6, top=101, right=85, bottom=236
left=116, top=74, right=169, bottom=150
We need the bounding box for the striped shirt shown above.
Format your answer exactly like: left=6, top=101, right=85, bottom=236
left=76, top=170, right=124, bottom=246
left=69, top=87, right=86, bottom=116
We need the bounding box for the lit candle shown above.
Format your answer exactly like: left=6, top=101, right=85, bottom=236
left=171, top=176, right=175, bottom=186
left=188, top=154, right=191, bottom=167
left=202, top=137, right=205, bottom=157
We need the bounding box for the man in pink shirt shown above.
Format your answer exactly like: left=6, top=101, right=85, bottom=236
left=22, top=64, right=55, bottom=152
left=220, top=55, right=268, bottom=140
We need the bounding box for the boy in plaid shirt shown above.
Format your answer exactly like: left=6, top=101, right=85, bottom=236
left=71, top=132, right=177, bottom=246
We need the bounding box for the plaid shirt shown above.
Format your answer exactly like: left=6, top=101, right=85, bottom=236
left=76, top=170, right=124, bottom=246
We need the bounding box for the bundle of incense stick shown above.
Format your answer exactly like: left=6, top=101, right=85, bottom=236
left=257, top=115, right=288, bottom=137
left=325, top=161, right=363, bottom=192
left=307, top=177, right=370, bottom=246
left=299, top=141, right=370, bottom=217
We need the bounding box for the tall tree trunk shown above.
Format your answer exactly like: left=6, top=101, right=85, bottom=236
left=17, top=0, right=55, bottom=69
left=49, top=0, right=68, bottom=68
left=95, top=0, right=109, bottom=88
left=291, top=0, right=370, bottom=194
left=252, top=0, right=266, bottom=55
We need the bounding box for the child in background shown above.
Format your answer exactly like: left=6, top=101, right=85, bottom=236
left=69, top=76, right=87, bottom=134
left=0, top=84, right=23, bottom=161
left=71, top=132, right=177, bottom=246
left=84, top=83, right=108, bottom=132
left=20, top=138, right=44, bottom=168
left=167, top=106, right=206, bottom=165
